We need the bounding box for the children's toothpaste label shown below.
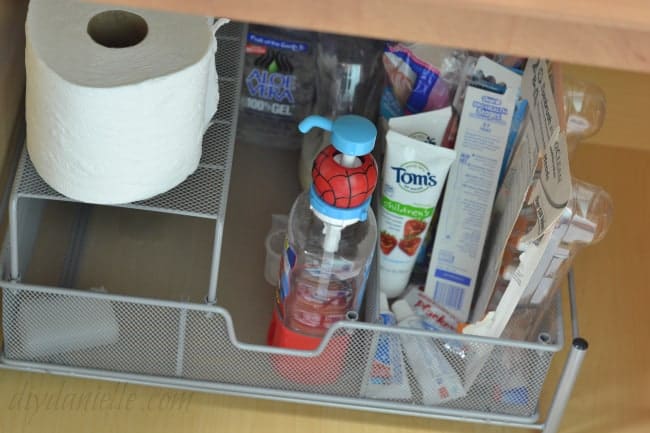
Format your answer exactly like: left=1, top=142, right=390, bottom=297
left=380, top=214, right=429, bottom=260
left=382, top=196, right=434, bottom=220
left=379, top=130, right=456, bottom=296
left=380, top=162, right=438, bottom=259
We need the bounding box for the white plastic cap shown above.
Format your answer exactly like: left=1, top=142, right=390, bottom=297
left=391, top=299, right=415, bottom=323
left=379, top=292, right=389, bottom=313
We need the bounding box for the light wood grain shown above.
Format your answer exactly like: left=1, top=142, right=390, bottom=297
left=88, top=0, right=650, bottom=73
left=559, top=142, right=650, bottom=433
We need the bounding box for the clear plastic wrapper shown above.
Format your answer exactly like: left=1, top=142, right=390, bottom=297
left=561, top=75, right=607, bottom=152
left=470, top=68, right=610, bottom=341
left=299, top=33, right=384, bottom=190
left=501, top=178, right=613, bottom=341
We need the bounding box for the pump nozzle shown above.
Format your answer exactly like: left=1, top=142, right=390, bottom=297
left=299, top=114, right=376, bottom=158
left=299, top=116, right=334, bottom=134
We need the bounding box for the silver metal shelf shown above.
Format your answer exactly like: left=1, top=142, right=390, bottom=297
left=13, top=149, right=229, bottom=220
left=8, top=21, right=247, bottom=304
left=13, top=22, right=245, bottom=221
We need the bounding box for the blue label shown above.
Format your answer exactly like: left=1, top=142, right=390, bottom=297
left=406, top=68, right=438, bottom=114
left=434, top=269, right=471, bottom=286
left=245, top=69, right=295, bottom=103
left=247, top=33, right=309, bottom=52
left=379, top=312, right=397, bottom=326
left=380, top=86, right=404, bottom=119
left=471, top=96, right=509, bottom=123
left=374, top=335, right=392, bottom=365
left=391, top=165, right=438, bottom=188
left=499, top=98, right=529, bottom=185
left=383, top=46, right=440, bottom=114
left=371, top=313, right=404, bottom=386
left=279, top=242, right=296, bottom=301
left=500, top=387, right=529, bottom=406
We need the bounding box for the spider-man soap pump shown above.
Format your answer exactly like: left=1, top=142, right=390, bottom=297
left=269, top=115, right=378, bottom=358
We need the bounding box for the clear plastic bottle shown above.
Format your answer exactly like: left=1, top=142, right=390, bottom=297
left=270, top=114, right=378, bottom=349
left=282, top=191, right=376, bottom=337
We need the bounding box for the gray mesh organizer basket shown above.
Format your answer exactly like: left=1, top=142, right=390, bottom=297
left=0, top=21, right=589, bottom=433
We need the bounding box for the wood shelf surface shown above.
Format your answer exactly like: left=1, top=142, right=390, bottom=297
left=89, top=0, right=650, bottom=73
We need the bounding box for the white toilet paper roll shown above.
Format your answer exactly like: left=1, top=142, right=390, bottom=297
left=26, top=0, right=222, bottom=204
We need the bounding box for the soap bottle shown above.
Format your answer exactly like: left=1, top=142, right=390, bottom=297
left=269, top=114, right=378, bottom=351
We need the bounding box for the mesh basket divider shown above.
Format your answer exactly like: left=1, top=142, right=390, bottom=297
left=175, top=305, right=189, bottom=376
left=59, top=205, right=91, bottom=288
left=7, top=22, right=246, bottom=302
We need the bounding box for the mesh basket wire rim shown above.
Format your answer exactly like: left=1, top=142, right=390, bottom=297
left=1, top=275, right=556, bottom=419
left=1, top=279, right=563, bottom=358
left=0, top=353, right=543, bottom=426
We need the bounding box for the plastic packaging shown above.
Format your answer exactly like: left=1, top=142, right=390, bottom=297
left=238, top=25, right=316, bottom=149
left=381, top=43, right=462, bottom=118
left=425, top=57, right=522, bottom=321
left=402, top=285, right=467, bottom=358
left=403, top=286, right=458, bottom=332
left=466, top=178, right=612, bottom=343
left=470, top=63, right=609, bottom=331
left=469, top=60, right=571, bottom=324
left=264, top=214, right=288, bottom=286
left=500, top=178, right=613, bottom=340
left=561, top=75, right=607, bottom=152
left=379, top=126, right=456, bottom=298
left=270, top=115, right=378, bottom=350
left=392, top=300, right=465, bottom=405
left=299, top=34, right=384, bottom=190
left=492, top=348, right=530, bottom=406
left=387, top=107, right=452, bottom=146
left=361, top=293, right=411, bottom=400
